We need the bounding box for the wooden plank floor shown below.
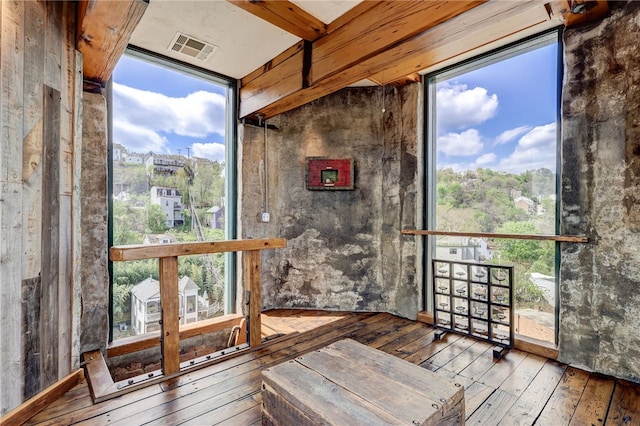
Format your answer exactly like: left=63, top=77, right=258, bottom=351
left=25, top=310, right=640, bottom=426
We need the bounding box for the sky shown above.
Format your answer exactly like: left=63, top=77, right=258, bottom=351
left=112, top=55, right=228, bottom=162
left=112, top=41, right=558, bottom=171
left=435, top=42, right=559, bottom=175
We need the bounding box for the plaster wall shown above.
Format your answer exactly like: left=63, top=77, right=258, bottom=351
left=240, top=85, right=422, bottom=319
left=559, top=1, right=640, bottom=382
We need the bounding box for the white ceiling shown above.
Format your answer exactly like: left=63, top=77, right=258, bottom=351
left=128, top=0, right=362, bottom=80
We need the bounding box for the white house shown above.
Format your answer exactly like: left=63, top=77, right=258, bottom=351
left=143, top=233, right=178, bottom=245
left=150, top=186, right=184, bottom=228
left=113, top=144, right=123, bottom=162
left=146, top=155, right=184, bottom=176
left=435, top=236, right=493, bottom=262
left=124, top=154, right=144, bottom=165
left=130, top=276, right=202, bottom=335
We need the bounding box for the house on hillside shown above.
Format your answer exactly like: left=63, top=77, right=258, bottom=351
left=146, top=155, right=184, bottom=176
left=143, top=233, right=178, bottom=245
left=435, top=236, right=493, bottom=262
left=130, top=276, right=205, bottom=334
left=150, top=186, right=184, bottom=228
left=514, top=196, right=536, bottom=214
left=205, top=205, right=225, bottom=229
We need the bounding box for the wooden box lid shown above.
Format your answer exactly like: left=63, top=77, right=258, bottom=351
left=262, top=338, right=465, bottom=425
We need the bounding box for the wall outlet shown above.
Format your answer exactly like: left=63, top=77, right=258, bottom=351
left=261, top=212, right=270, bottom=222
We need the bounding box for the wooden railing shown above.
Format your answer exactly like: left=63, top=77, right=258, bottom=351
left=85, top=238, right=285, bottom=402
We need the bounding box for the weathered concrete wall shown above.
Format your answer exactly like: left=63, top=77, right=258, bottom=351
left=80, top=92, right=110, bottom=353
left=240, top=85, right=422, bottom=319
left=560, top=1, right=640, bottom=382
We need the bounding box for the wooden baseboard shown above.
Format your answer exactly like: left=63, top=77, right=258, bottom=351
left=416, top=311, right=434, bottom=325
left=107, top=313, right=243, bottom=358
left=416, top=311, right=558, bottom=359
left=514, top=334, right=558, bottom=360
left=0, top=369, right=84, bottom=426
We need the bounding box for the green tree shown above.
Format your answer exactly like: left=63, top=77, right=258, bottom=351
left=495, top=222, right=543, bottom=263
left=147, top=203, right=169, bottom=233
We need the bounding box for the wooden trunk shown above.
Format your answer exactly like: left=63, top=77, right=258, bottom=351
left=261, top=338, right=465, bottom=425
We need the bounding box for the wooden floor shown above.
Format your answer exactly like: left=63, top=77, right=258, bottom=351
left=25, top=310, right=640, bottom=425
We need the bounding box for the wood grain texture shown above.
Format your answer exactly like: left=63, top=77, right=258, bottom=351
left=0, top=369, right=83, bottom=426
left=239, top=1, right=484, bottom=118
left=159, top=256, right=181, bottom=376
left=244, top=250, right=262, bottom=347
left=41, top=85, right=61, bottom=388
left=498, top=360, right=567, bottom=425
left=569, top=373, right=615, bottom=425
left=110, top=238, right=286, bottom=261
left=0, top=1, right=25, bottom=410
left=312, top=1, right=485, bottom=85
left=23, top=311, right=640, bottom=426
left=606, top=379, right=640, bottom=426
left=71, top=50, right=84, bottom=371
left=76, top=0, right=147, bottom=84
left=402, top=229, right=588, bottom=243
left=537, top=367, right=590, bottom=425
left=228, top=0, right=326, bottom=41
left=107, top=314, right=243, bottom=358
left=83, top=350, right=114, bottom=403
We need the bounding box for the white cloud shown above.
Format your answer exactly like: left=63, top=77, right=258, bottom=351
left=112, top=83, right=226, bottom=152
left=495, top=125, right=532, bottom=145
left=192, top=142, right=226, bottom=162
left=475, top=152, right=496, bottom=166
left=438, top=129, right=483, bottom=156
left=436, top=83, right=498, bottom=131
left=498, top=123, right=557, bottom=173
left=113, top=118, right=169, bottom=153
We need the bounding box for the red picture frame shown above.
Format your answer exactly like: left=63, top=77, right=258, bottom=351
left=306, top=157, right=354, bottom=190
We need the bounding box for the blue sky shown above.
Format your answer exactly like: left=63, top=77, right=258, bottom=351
left=112, top=55, right=228, bottom=162
left=436, top=42, right=559, bottom=174
left=113, top=41, right=558, bottom=171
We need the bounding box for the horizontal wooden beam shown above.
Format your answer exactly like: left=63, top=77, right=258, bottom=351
left=228, top=0, right=326, bottom=41
left=401, top=229, right=588, bottom=243
left=549, top=0, right=609, bottom=27
left=239, top=0, right=485, bottom=118
left=366, top=1, right=555, bottom=86
left=250, top=0, right=554, bottom=119
left=77, top=0, right=148, bottom=85
left=110, top=238, right=287, bottom=261
left=107, top=314, right=244, bottom=358
left=311, top=1, right=485, bottom=86
left=0, top=369, right=84, bottom=426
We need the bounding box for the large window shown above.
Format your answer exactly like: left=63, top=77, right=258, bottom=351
left=109, top=49, right=236, bottom=341
left=426, top=32, right=561, bottom=343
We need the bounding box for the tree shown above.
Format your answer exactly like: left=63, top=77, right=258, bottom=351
left=495, top=222, right=543, bottom=263
left=147, top=203, right=169, bottom=233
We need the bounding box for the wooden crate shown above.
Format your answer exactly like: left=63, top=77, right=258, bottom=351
left=261, top=338, right=465, bottom=425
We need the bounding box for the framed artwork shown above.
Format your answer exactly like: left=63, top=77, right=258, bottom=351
left=306, top=157, right=354, bottom=190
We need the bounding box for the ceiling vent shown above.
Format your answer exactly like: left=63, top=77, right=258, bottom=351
left=168, top=32, right=217, bottom=61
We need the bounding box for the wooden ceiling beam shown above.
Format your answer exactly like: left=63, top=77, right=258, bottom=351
left=77, top=0, right=148, bottom=86
left=228, top=0, right=327, bottom=41
left=549, top=0, right=609, bottom=27
left=239, top=0, right=485, bottom=118
left=241, top=1, right=563, bottom=120
left=367, top=1, right=555, bottom=86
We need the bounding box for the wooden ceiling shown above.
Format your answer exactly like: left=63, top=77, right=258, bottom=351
left=77, top=0, right=609, bottom=120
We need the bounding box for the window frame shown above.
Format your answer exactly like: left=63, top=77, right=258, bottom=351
left=107, top=46, right=238, bottom=342
left=423, top=29, right=564, bottom=344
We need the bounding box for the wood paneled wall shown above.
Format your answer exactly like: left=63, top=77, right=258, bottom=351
left=0, top=0, right=81, bottom=415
